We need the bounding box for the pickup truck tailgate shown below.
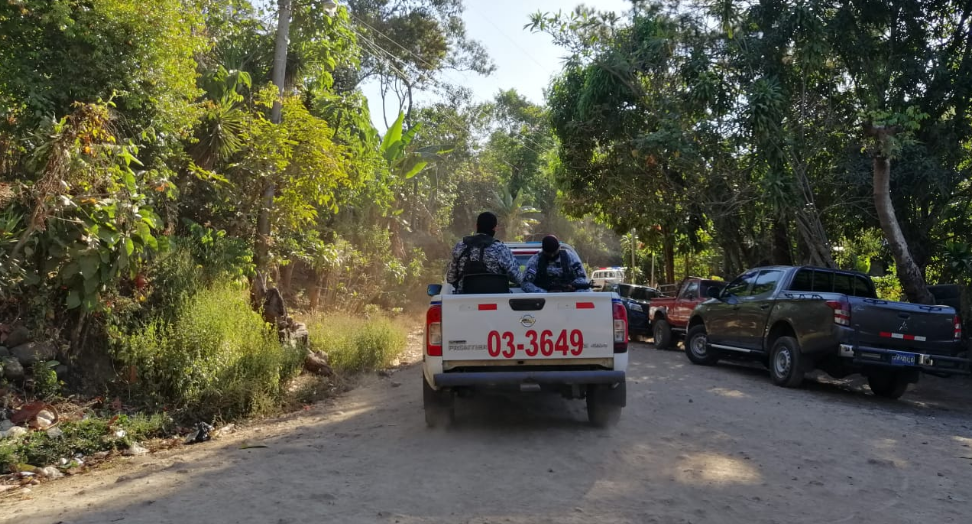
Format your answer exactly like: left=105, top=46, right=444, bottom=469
left=440, top=293, right=616, bottom=361
left=849, top=298, right=958, bottom=354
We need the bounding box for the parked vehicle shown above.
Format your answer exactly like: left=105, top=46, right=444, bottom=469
left=591, top=267, right=625, bottom=291
left=618, top=284, right=661, bottom=340
left=649, top=277, right=726, bottom=349
left=423, top=243, right=629, bottom=428
left=684, top=266, right=969, bottom=399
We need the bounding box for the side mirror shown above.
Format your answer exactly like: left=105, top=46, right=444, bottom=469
left=706, top=287, right=721, bottom=299
left=427, top=284, right=442, bottom=297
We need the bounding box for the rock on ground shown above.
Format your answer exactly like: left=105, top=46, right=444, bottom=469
left=10, top=341, right=57, bottom=366
left=4, top=325, right=31, bottom=348
left=304, top=351, right=333, bottom=376
left=1, top=356, right=24, bottom=380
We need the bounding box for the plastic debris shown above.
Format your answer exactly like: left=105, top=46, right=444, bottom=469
left=39, top=467, right=63, bottom=479
left=32, top=410, right=56, bottom=429
left=184, top=422, right=214, bottom=445
left=122, top=443, right=148, bottom=456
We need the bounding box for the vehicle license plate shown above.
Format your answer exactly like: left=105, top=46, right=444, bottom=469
left=889, top=351, right=917, bottom=366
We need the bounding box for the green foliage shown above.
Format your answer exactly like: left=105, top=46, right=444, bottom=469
left=33, top=361, right=61, bottom=400
left=113, top=282, right=304, bottom=422
left=534, top=0, right=972, bottom=283
left=873, top=275, right=904, bottom=302
left=303, top=313, right=407, bottom=375
left=3, top=102, right=169, bottom=311
left=309, top=225, right=427, bottom=313
left=0, top=413, right=172, bottom=472
left=0, top=0, right=205, bottom=138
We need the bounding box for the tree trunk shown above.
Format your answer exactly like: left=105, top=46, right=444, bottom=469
left=309, top=269, right=323, bottom=311
left=793, top=212, right=835, bottom=267
left=389, top=217, right=406, bottom=259
left=872, top=154, right=935, bottom=304
left=281, top=261, right=295, bottom=296
left=663, top=233, right=676, bottom=284
left=772, top=216, right=793, bottom=265
left=256, top=0, right=292, bottom=272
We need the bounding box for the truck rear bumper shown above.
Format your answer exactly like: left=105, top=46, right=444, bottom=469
left=843, top=344, right=971, bottom=375
left=434, top=370, right=625, bottom=387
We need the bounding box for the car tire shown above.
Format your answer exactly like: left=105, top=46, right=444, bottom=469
left=685, top=324, right=719, bottom=365
left=868, top=371, right=909, bottom=399
left=769, top=336, right=805, bottom=388
left=653, top=319, right=673, bottom=350
left=423, top=375, right=454, bottom=428
left=587, top=383, right=624, bottom=428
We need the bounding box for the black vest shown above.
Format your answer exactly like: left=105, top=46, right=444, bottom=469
left=457, top=234, right=497, bottom=279
left=534, top=250, right=572, bottom=290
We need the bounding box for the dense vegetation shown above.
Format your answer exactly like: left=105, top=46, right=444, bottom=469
left=2, top=0, right=971, bottom=422
left=0, top=0, right=616, bottom=426
left=531, top=0, right=972, bottom=304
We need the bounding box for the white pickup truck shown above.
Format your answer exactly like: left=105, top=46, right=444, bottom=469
left=422, top=242, right=629, bottom=427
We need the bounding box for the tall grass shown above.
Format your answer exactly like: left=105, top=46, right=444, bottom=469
left=114, top=282, right=304, bottom=422
left=303, top=314, right=408, bottom=375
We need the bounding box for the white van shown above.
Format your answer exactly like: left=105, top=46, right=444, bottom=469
left=591, top=268, right=625, bottom=291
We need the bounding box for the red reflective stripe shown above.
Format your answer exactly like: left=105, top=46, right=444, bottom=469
left=478, top=304, right=497, bottom=311
left=879, top=331, right=926, bottom=341
left=576, top=302, right=595, bottom=309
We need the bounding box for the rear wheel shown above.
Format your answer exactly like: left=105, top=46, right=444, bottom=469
left=586, top=382, right=624, bottom=428
left=423, top=375, right=454, bottom=428
left=868, top=371, right=910, bottom=399
left=653, top=318, right=673, bottom=350
left=685, top=324, right=719, bottom=365
left=769, top=336, right=805, bottom=388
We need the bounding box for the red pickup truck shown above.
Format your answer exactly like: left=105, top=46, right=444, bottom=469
left=650, top=277, right=726, bottom=349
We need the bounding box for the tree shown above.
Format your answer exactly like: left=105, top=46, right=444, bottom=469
left=493, top=188, right=539, bottom=241
left=345, top=0, right=495, bottom=125
left=534, top=0, right=972, bottom=293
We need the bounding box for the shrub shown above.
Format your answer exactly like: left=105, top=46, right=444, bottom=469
left=0, top=413, right=172, bottom=472
left=303, top=313, right=408, bottom=375
left=33, top=361, right=61, bottom=400
left=113, top=282, right=304, bottom=422
left=872, top=275, right=903, bottom=301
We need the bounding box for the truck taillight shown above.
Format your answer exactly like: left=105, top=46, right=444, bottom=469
left=613, top=301, right=628, bottom=353
left=426, top=305, right=442, bottom=357
left=826, top=299, right=851, bottom=326
left=954, top=315, right=962, bottom=340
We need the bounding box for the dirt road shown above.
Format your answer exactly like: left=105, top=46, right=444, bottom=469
left=3, top=344, right=972, bottom=524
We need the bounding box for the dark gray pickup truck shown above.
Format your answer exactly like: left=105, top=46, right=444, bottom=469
left=684, top=266, right=968, bottom=399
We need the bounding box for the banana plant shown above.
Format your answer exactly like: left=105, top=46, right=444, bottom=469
left=379, top=112, right=452, bottom=182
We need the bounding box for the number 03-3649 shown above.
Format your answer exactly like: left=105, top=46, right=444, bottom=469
left=486, top=330, right=584, bottom=358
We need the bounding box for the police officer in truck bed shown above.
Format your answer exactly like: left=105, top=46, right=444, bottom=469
left=522, top=235, right=590, bottom=293
left=446, top=212, right=522, bottom=293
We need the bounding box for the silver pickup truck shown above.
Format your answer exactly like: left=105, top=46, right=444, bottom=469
left=684, top=265, right=968, bottom=399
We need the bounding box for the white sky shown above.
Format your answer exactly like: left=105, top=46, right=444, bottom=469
left=362, top=0, right=632, bottom=130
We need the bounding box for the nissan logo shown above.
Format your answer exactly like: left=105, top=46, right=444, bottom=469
left=520, top=315, right=537, bottom=328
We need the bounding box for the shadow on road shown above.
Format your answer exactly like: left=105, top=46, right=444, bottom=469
left=3, top=345, right=971, bottom=524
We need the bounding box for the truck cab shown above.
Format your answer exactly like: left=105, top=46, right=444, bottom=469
left=649, top=277, right=726, bottom=349
left=423, top=243, right=628, bottom=427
